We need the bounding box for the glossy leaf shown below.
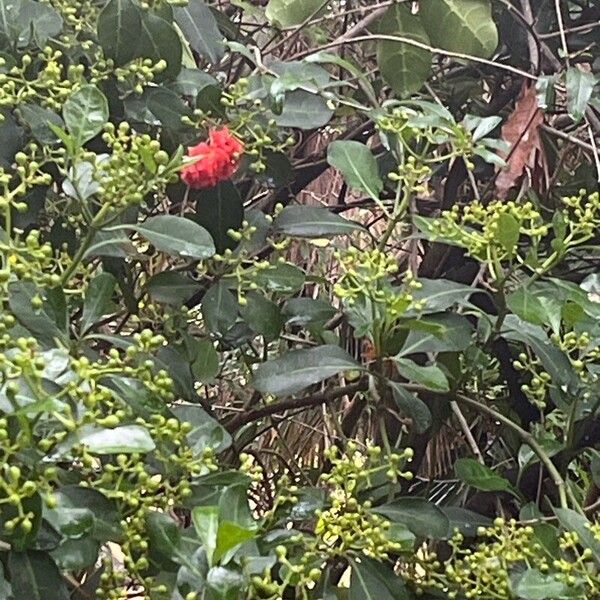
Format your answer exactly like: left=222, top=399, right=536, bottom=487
left=274, top=206, right=361, bottom=238
left=174, top=0, right=224, bottom=64
left=566, top=67, right=596, bottom=123
left=253, top=345, right=360, bottom=396
left=327, top=141, right=383, bottom=201
left=97, top=0, right=142, bottom=65
left=374, top=498, right=449, bottom=539
left=8, top=551, right=69, bottom=600
left=510, top=568, right=569, bottom=600
left=389, top=381, right=431, bottom=433
left=79, top=424, right=156, bottom=454
left=146, top=271, right=201, bottom=305
left=266, top=0, right=324, bottom=28
left=81, top=272, right=117, bottom=333
left=395, top=358, right=450, bottom=392
left=201, top=282, right=238, bottom=335
left=455, top=458, right=511, bottom=492
left=63, top=85, right=109, bottom=147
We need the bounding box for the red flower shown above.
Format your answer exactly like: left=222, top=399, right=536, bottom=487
left=181, top=127, right=244, bottom=189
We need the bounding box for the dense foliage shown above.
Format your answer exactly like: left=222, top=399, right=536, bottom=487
left=0, top=0, right=599, bottom=598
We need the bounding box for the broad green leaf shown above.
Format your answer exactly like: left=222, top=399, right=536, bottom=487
left=170, top=68, right=217, bottom=101
left=63, top=85, right=109, bottom=148
left=442, top=507, right=492, bottom=537
left=274, top=89, right=333, bottom=129
left=192, top=181, right=244, bottom=254
left=266, top=0, right=324, bottom=28
left=174, top=0, right=224, bottom=64
left=147, top=512, right=182, bottom=570
left=374, top=498, right=449, bottom=539
left=239, top=293, right=284, bottom=341
left=253, top=345, right=360, bottom=396
left=388, top=381, right=431, bottom=433
left=191, top=339, right=220, bottom=383
left=395, top=358, right=449, bottom=392
left=507, top=285, right=562, bottom=334
left=510, top=568, right=569, bottom=600
left=554, top=508, right=600, bottom=562
left=455, top=458, right=511, bottom=492
left=205, top=566, right=245, bottom=600
left=51, top=537, right=100, bottom=571
left=130, top=215, right=215, bottom=260
left=18, top=104, right=64, bottom=144
left=419, top=0, right=498, bottom=58
left=411, top=279, right=477, bottom=312
left=172, top=404, right=232, bottom=453
left=81, top=272, right=117, bottom=333
left=215, top=521, right=255, bottom=564
left=349, top=557, right=409, bottom=600
left=327, top=141, right=383, bottom=201
left=79, top=424, right=155, bottom=454
left=566, top=67, right=596, bottom=123
left=496, top=212, right=520, bottom=255
left=282, top=298, right=336, bottom=326
left=44, top=505, right=94, bottom=539
left=254, top=263, right=305, bottom=294
left=274, top=206, right=361, bottom=238
left=374, top=5, right=431, bottom=97
left=146, top=271, right=201, bottom=305
left=137, top=11, right=183, bottom=81
left=192, top=506, right=219, bottom=566
left=97, top=0, right=142, bottom=65
left=400, top=313, right=474, bottom=355
left=8, top=551, right=69, bottom=600
left=201, top=282, right=238, bottom=335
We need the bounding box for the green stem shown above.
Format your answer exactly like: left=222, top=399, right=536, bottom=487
left=453, top=392, right=573, bottom=512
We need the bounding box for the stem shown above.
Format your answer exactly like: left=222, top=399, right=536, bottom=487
left=453, top=392, right=572, bottom=512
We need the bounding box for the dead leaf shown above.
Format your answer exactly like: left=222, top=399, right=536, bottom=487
left=495, top=83, right=545, bottom=197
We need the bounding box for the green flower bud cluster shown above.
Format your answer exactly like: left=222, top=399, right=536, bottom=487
left=551, top=330, right=598, bottom=381
left=412, top=517, right=600, bottom=599
left=0, top=48, right=85, bottom=112
left=111, top=58, right=167, bottom=95
left=95, top=122, right=180, bottom=210
left=333, top=247, right=423, bottom=318
left=426, top=200, right=548, bottom=273
left=43, top=0, right=101, bottom=33
left=512, top=351, right=552, bottom=409
left=388, top=156, right=432, bottom=196
left=561, top=190, right=600, bottom=239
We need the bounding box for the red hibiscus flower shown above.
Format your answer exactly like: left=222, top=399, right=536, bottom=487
left=181, top=127, right=244, bottom=189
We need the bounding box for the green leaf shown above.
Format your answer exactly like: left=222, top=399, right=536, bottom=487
left=147, top=511, right=182, bottom=570
left=400, top=313, right=474, bottom=355
left=51, top=537, right=100, bottom=571
left=266, top=0, right=324, bottom=28
left=442, top=507, right=492, bottom=537
left=374, top=5, right=432, bottom=97
left=201, top=282, right=238, bottom=335
left=374, top=498, right=449, bottom=539
left=146, top=271, right=201, bottom=305
left=172, top=404, right=232, bottom=454
left=174, top=0, right=224, bottom=64
left=566, top=67, right=596, bottom=123
left=496, top=212, right=520, bottom=255
left=327, top=141, right=383, bottom=201
left=282, top=297, right=336, bottom=326
left=507, top=285, right=562, bottom=333
left=18, top=104, right=64, bottom=144
left=214, top=521, right=255, bottom=564
left=130, top=215, right=215, bottom=260
left=191, top=339, right=220, bottom=383
left=192, top=182, right=244, bottom=254
left=205, top=566, right=245, bottom=600
left=388, top=381, right=431, bottom=433
left=510, top=568, right=569, bottom=600
left=239, top=293, right=284, bottom=341
left=395, top=357, right=449, bottom=392
left=554, top=508, right=600, bottom=562
left=192, top=506, right=219, bottom=566
left=274, top=90, right=333, bottom=129
left=170, top=68, right=217, bottom=101
left=411, top=279, right=477, bottom=313
left=81, top=272, right=117, bottom=333
left=253, top=345, right=360, bottom=396
left=8, top=551, right=70, bottom=600
left=254, top=263, right=305, bottom=294
left=63, top=85, right=109, bottom=148
left=97, top=0, right=142, bottom=65
left=79, top=424, right=155, bottom=454
left=349, top=557, right=408, bottom=600
left=138, top=11, right=183, bottom=81
left=419, top=0, right=498, bottom=58
left=274, top=206, right=361, bottom=238
left=44, top=504, right=94, bottom=540
left=455, top=458, right=511, bottom=492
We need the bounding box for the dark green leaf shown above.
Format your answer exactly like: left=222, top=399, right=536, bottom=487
left=510, top=568, right=569, bottom=600
left=274, top=90, right=333, bottom=129
left=239, top=293, right=284, bottom=341
left=63, top=85, right=109, bottom=148
left=496, top=212, right=520, bottom=255
left=192, top=181, right=244, bottom=254
left=388, top=381, right=431, bottom=433
left=442, top=507, right=492, bottom=537
left=8, top=551, right=69, bottom=600
left=395, top=358, right=449, bottom=392
left=201, top=282, right=238, bottom=335
left=455, top=458, right=511, bottom=492
left=174, top=0, right=224, bottom=64
left=137, top=11, right=182, bottom=81
left=254, top=263, right=305, bottom=294
left=130, top=215, right=215, bottom=260
left=566, top=67, right=596, bottom=123
left=274, top=206, right=361, bottom=238
left=282, top=297, right=336, bottom=326
left=79, top=424, right=155, bottom=454
left=205, top=566, right=245, bottom=600
left=81, top=272, right=117, bottom=333
left=265, top=0, right=324, bottom=28
left=51, top=537, right=100, bottom=571
left=374, top=498, right=449, bottom=539
left=192, top=506, right=219, bottom=566
left=253, top=345, right=360, bottom=396
left=191, top=339, right=220, bottom=383
left=554, top=508, right=600, bottom=563
left=18, top=104, right=64, bottom=144
left=374, top=5, right=432, bottom=97
left=97, top=0, right=142, bottom=65
left=327, top=141, right=383, bottom=201
left=147, top=272, right=201, bottom=305
left=350, top=557, right=411, bottom=600
left=147, top=512, right=182, bottom=570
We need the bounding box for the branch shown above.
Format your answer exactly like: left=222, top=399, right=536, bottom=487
left=225, top=379, right=368, bottom=432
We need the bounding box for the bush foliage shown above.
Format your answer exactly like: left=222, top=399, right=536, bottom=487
left=0, top=0, right=599, bottom=599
